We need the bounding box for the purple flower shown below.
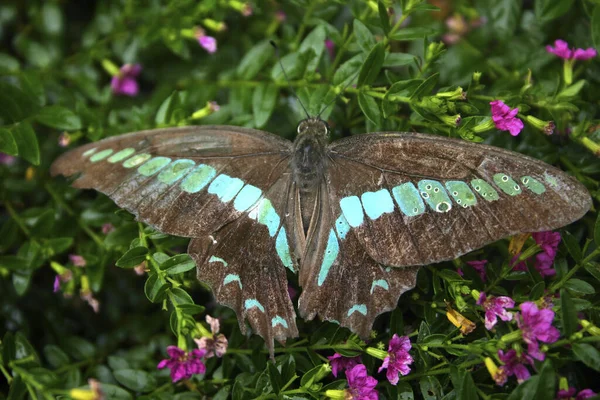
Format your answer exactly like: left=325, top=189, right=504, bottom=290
left=378, top=334, right=413, bottom=385
left=497, top=349, right=533, bottom=384
left=53, top=276, right=61, bottom=293
left=0, top=153, right=16, bottom=166
left=53, top=271, right=73, bottom=293
left=531, top=231, right=560, bottom=277
left=345, top=364, right=378, bottom=400
left=477, top=292, right=515, bottom=330
left=275, top=10, right=286, bottom=22
left=198, top=35, right=217, bottom=54
left=157, top=346, right=207, bottom=382
left=328, top=353, right=361, bottom=378
left=101, top=223, right=114, bottom=235
left=546, top=40, right=597, bottom=60
left=490, top=100, right=524, bottom=136
left=194, top=315, right=228, bottom=358
left=557, top=388, right=596, bottom=399
left=576, top=389, right=597, bottom=399
left=325, top=39, right=335, bottom=59
left=516, top=301, right=560, bottom=360
left=69, top=254, right=86, bottom=267
left=58, top=132, right=71, bottom=147
left=466, top=259, right=487, bottom=281
left=111, top=64, right=141, bottom=97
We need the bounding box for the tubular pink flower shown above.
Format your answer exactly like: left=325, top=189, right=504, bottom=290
left=546, top=40, right=572, bottom=59
left=110, top=64, right=141, bottom=96
left=198, top=36, right=217, bottom=54
left=490, top=100, right=523, bottom=136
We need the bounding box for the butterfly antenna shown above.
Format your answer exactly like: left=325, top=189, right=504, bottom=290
left=316, top=70, right=360, bottom=119
left=270, top=41, right=311, bottom=118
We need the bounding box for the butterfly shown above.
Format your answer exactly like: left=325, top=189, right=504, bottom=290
left=51, top=117, right=591, bottom=355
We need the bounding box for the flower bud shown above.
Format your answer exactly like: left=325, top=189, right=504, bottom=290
left=526, top=115, right=555, bottom=135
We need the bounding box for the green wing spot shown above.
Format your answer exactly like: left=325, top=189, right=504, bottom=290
left=108, top=148, right=136, bottom=163
left=417, top=179, right=452, bottom=213
left=82, top=148, right=97, bottom=157
left=157, top=159, right=196, bottom=184
left=544, top=172, right=559, bottom=188
left=470, top=179, right=499, bottom=201
left=493, top=173, right=522, bottom=196
left=89, top=149, right=114, bottom=162
left=138, top=157, right=172, bottom=176
left=123, top=153, right=151, bottom=168
left=521, top=176, right=546, bottom=194
left=445, top=181, right=477, bottom=208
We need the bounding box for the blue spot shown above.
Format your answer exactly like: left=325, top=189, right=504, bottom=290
left=233, top=184, right=262, bottom=212
left=223, top=274, right=242, bottom=288
left=335, top=215, right=350, bottom=240
left=208, top=256, right=228, bottom=267
left=392, top=182, right=425, bottom=217
left=370, top=279, right=390, bottom=294
left=249, top=199, right=280, bottom=237
left=208, top=174, right=245, bottom=202
left=318, top=229, right=339, bottom=286
left=138, top=157, right=172, bottom=176
left=340, top=196, right=364, bottom=227
left=181, top=164, right=216, bottom=193
left=157, top=159, right=196, bottom=184
left=276, top=228, right=294, bottom=272
left=361, top=189, right=395, bottom=220
left=347, top=304, right=367, bottom=316
left=271, top=316, right=288, bottom=328
left=244, top=298, right=265, bottom=313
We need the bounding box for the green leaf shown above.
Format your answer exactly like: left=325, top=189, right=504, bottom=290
left=560, top=288, right=578, bottom=336
left=385, top=79, right=423, bottom=101
left=584, top=262, right=600, bottom=283
left=161, top=254, right=196, bottom=275
left=358, top=42, right=385, bottom=86
left=410, top=73, right=439, bottom=100
left=353, top=20, right=376, bottom=53
left=43, top=345, right=70, bottom=368
left=238, top=40, right=273, bottom=80
left=564, top=278, right=595, bottom=295
left=115, top=246, right=148, bottom=268
left=0, top=128, right=18, bottom=155
left=378, top=2, right=391, bottom=34
left=113, top=369, right=157, bottom=392
left=299, top=25, right=326, bottom=73
left=332, top=54, right=362, bottom=86
left=332, top=340, right=363, bottom=357
left=177, top=303, right=205, bottom=316
left=64, top=336, right=95, bottom=360
left=383, top=52, right=415, bottom=67
left=41, top=3, right=63, bottom=35
left=95, top=383, right=133, bottom=400
left=35, top=105, right=82, bottom=130
left=390, top=27, right=439, bottom=41
left=557, top=80, right=586, bottom=100
left=155, top=91, right=182, bottom=125
left=572, top=343, right=600, bottom=372
left=358, top=92, right=381, bottom=125
left=593, top=6, right=600, bottom=50
left=271, top=52, right=307, bottom=82
left=507, top=360, right=555, bottom=400
left=169, top=287, right=194, bottom=305
left=12, top=121, right=40, bottom=165
left=252, top=83, right=278, bottom=128
left=0, top=53, right=20, bottom=73
left=486, top=0, right=521, bottom=38
left=594, top=211, right=600, bottom=246
left=535, top=0, right=574, bottom=23
left=562, top=231, right=583, bottom=262
left=0, top=81, right=42, bottom=123
left=144, top=273, right=168, bottom=303
left=267, top=362, right=283, bottom=394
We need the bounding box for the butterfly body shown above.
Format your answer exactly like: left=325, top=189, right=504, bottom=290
left=51, top=121, right=591, bottom=356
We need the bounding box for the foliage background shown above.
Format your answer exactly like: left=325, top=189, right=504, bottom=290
left=1, top=0, right=600, bottom=399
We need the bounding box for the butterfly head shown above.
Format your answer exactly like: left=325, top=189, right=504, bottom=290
left=296, top=117, right=330, bottom=139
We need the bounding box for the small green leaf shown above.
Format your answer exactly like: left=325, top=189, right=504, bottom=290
left=113, top=369, right=157, bottom=392
left=299, top=25, right=326, bottom=73
left=155, top=91, right=182, bottom=125
left=390, top=27, right=439, bottom=41
left=557, top=80, right=586, bottom=100
left=332, top=54, right=362, bottom=86
left=378, top=2, right=391, bottom=34
left=169, top=287, right=194, bottom=305
left=35, top=105, right=82, bottom=130
left=12, top=121, right=40, bottom=165
left=161, top=254, right=196, bottom=275
left=267, top=362, right=283, bottom=394
left=0, top=81, right=42, bottom=123
left=116, top=246, right=148, bottom=268
left=564, top=278, right=596, bottom=295
left=593, top=6, right=600, bottom=50
left=271, top=52, right=307, bottom=82
left=41, top=3, right=63, bottom=35
left=560, top=288, right=578, bottom=337
left=410, top=73, right=439, bottom=100
left=238, top=40, right=273, bottom=80
left=177, top=303, right=205, bottom=316
left=252, top=83, right=278, bottom=128
left=535, top=0, right=574, bottom=23
left=64, top=336, right=95, bottom=360
left=358, top=42, right=385, bottom=86
left=0, top=53, right=20, bottom=73
left=383, top=52, right=415, bottom=67
left=358, top=92, right=381, bottom=125
left=353, top=20, right=376, bottom=53
left=95, top=383, right=132, bottom=400
left=332, top=340, right=363, bottom=357
left=573, top=343, right=600, bottom=372
left=144, top=273, right=168, bottom=303
left=594, top=212, right=600, bottom=246
left=0, top=128, right=18, bottom=156
left=43, top=345, right=70, bottom=368
left=562, top=231, right=583, bottom=262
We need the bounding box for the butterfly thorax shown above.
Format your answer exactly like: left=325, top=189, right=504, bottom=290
left=292, top=118, right=329, bottom=232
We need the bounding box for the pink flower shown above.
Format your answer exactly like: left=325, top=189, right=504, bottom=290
left=53, top=270, right=73, bottom=293
left=531, top=231, right=560, bottom=277
left=69, top=254, right=86, bottom=267
left=490, top=100, right=524, bottom=136
left=558, top=387, right=597, bottom=399
left=466, top=259, right=487, bottom=281
left=0, top=153, right=16, bottom=166
left=378, top=334, right=413, bottom=385
left=477, top=292, right=515, bottom=330
left=101, top=223, right=114, bottom=234
left=546, top=40, right=597, bottom=60
left=58, top=132, right=71, bottom=147
left=157, top=346, right=207, bottom=382
left=111, top=64, right=142, bottom=97
left=275, top=10, right=286, bottom=22
left=53, top=276, right=61, bottom=293
left=328, top=353, right=361, bottom=378
left=516, top=302, right=560, bottom=360
left=198, top=35, right=217, bottom=54
left=194, top=315, right=228, bottom=358
left=497, top=349, right=533, bottom=384
left=345, top=364, right=378, bottom=400
left=81, top=290, right=100, bottom=313
left=325, top=39, right=335, bottom=59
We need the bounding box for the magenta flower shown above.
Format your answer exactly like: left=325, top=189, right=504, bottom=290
left=490, top=100, right=524, bottom=136
left=497, top=349, right=533, bottom=384
left=328, top=353, right=361, bottom=378
left=101, top=223, right=114, bottom=235
left=53, top=276, right=61, bottom=293
left=516, top=301, right=560, bottom=360
left=275, top=10, right=286, bottom=22
left=0, top=153, right=16, bottom=166
left=477, top=292, right=515, bottom=330
left=111, top=64, right=142, bottom=97
left=345, top=364, right=378, bottom=400
left=53, top=271, right=73, bottom=293
left=69, top=254, right=86, bottom=267
left=466, top=259, right=487, bottom=281
left=198, top=36, right=217, bottom=54
left=378, top=334, right=413, bottom=385
left=558, top=388, right=597, bottom=399
left=546, top=40, right=597, bottom=60
left=194, top=315, right=228, bottom=358
left=58, top=132, right=71, bottom=147
left=157, top=346, right=207, bottom=382
left=531, top=231, right=560, bottom=277
left=325, top=39, right=335, bottom=59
